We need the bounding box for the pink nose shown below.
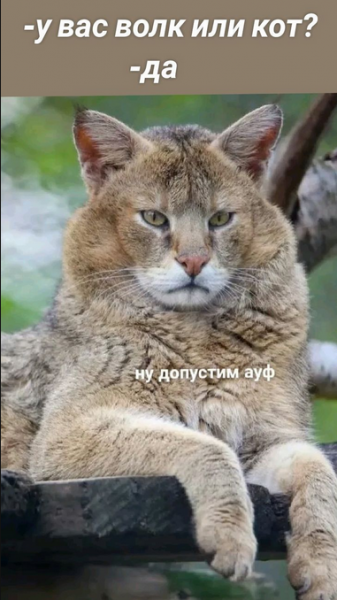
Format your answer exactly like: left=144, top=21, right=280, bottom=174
left=176, top=254, right=210, bottom=277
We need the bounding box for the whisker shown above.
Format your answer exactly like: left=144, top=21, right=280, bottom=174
left=93, top=278, right=153, bottom=304
left=101, top=282, right=151, bottom=305
left=63, top=271, right=141, bottom=293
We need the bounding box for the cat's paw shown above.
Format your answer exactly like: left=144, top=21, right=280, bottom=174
left=288, top=535, right=337, bottom=600
left=196, top=517, right=257, bottom=581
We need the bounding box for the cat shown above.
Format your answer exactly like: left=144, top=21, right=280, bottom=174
left=2, top=105, right=337, bottom=599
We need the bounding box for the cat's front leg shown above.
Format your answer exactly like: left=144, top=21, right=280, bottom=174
left=30, top=402, right=256, bottom=581
left=247, top=441, right=337, bottom=599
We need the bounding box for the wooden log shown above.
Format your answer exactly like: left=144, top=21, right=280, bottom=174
left=2, top=443, right=336, bottom=566
left=1, top=470, right=38, bottom=538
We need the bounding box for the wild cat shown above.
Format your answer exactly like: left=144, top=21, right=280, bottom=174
left=1, top=105, right=337, bottom=599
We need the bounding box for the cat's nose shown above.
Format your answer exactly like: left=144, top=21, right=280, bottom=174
left=176, top=253, right=210, bottom=277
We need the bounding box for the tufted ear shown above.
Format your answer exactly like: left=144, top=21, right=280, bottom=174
left=73, top=109, right=152, bottom=193
left=211, top=105, right=283, bottom=182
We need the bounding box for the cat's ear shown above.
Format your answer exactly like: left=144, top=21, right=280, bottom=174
left=211, top=105, right=283, bottom=182
left=73, top=109, right=152, bottom=193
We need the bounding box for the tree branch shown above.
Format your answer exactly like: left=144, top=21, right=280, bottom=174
left=295, top=150, right=337, bottom=272
left=264, top=98, right=337, bottom=400
left=267, top=93, right=337, bottom=215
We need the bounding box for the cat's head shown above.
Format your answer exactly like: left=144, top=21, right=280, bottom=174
left=64, top=105, right=294, bottom=311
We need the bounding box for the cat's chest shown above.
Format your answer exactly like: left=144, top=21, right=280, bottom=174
left=175, top=378, right=249, bottom=450
left=71, top=318, right=271, bottom=450
left=146, top=319, right=267, bottom=374
left=138, top=329, right=255, bottom=449
left=134, top=319, right=270, bottom=449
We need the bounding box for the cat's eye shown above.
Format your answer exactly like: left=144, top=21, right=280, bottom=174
left=209, top=211, right=231, bottom=228
left=141, top=210, right=168, bottom=228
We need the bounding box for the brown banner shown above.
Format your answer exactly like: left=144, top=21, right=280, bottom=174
left=2, top=0, right=336, bottom=96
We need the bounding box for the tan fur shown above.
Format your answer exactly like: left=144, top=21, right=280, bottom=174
left=2, top=106, right=336, bottom=597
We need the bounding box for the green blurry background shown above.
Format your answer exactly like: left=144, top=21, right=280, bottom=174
left=1, top=94, right=336, bottom=599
